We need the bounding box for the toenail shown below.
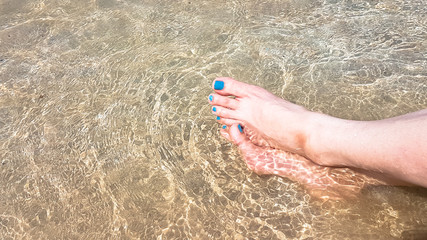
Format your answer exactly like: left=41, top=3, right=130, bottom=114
left=213, top=107, right=217, bottom=112
left=222, top=125, right=226, bottom=129
left=209, top=95, right=213, bottom=101
left=238, top=124, right=243, bottom=133
left=216, top=116, right=221, bottom=120
left=214, top=80, right=224, bottom=90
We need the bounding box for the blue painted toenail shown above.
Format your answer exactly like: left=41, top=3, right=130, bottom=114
left=216, top=116, right=220, bottom=120
left=213, top=107, right=216, bottom=112
left=214, top=80, right=224, bottom=90
left=238, top=124, right=243, bottom=133
left=209, top=95, right=213, bottom=101
left=222, top=125, right=226, bottom=129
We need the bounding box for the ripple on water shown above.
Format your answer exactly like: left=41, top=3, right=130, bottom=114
left=0, top=0, right=427, bottom=239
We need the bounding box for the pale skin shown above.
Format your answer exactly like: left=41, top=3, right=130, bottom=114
left=209, top=77, right=427, bottom=198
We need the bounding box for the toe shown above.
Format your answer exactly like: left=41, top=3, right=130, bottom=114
left=208, top=94, right=239, bottom=109
left=228, top=124, right=271, bottom=174
left=220, top=124, right=247, bottom=145
left=228, top=124, right=247, bottom=146
left=220, top=125, right=232, bottom=142
left=212, top=106, right=238, bottom=119
left=217, top=118, right=241, bottom=126
left=212, top=77, right=253, bottom=97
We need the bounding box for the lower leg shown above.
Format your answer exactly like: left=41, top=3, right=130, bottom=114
left=210, top=77, right=426, bottom=187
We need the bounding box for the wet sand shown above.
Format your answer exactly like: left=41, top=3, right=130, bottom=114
left=1, top=0, right=427, bottom=239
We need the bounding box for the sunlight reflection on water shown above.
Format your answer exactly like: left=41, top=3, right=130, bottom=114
left=0, top=0, right=426, bottom=239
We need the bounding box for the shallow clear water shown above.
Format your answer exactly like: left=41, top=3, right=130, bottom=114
left=1, top=0, right=427, bottom=239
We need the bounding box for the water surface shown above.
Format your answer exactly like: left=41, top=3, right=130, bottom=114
left=1, top=0, right=427, bottom=239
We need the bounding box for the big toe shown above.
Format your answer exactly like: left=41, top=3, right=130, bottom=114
left=228, top=124, right=269, bottom=173
left=219, top=124, right=248, bottom=146
left=212, top=77, right=253, bottom=97
left=228, top=124, right=248, bottom=146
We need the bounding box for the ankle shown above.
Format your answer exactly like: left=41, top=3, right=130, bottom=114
left=304, top=112, right=352, bottom=167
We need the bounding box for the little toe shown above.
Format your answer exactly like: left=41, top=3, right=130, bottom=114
left=208, top=94, right=239, bottom=109
left=212, top=77, right=253, bottom=97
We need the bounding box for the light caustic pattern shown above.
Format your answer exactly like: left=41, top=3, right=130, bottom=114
left=222, top=125, right=385, bottom=201
left=1, top=0, right=427, bottom=239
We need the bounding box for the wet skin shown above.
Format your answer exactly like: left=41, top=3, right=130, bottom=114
left=209, top=77, right=412, bottom=200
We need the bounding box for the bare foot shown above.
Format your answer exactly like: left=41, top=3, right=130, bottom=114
left=209, top=78, right=413, bottom=194
left=221, top=124, right=386, bottom=200
left=208, top=77, right=370, bottom=168
left=209, top=77, right=319, bottom=160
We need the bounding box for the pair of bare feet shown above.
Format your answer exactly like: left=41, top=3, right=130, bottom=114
left=208, top=77, right=387, bottom=200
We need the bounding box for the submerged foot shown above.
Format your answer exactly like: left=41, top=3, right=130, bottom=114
left=209, top=78, right=408, bottom=198
left=220, top=124, right=384, bottom=200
